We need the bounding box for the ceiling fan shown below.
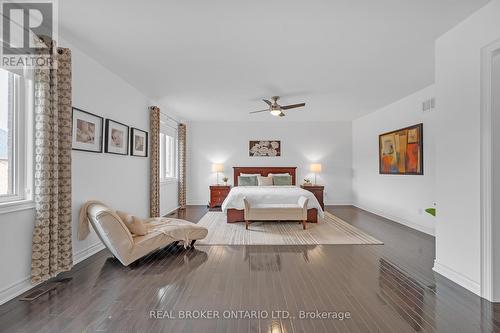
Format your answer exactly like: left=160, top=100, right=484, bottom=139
left=249, top=96, right=306, bottom=117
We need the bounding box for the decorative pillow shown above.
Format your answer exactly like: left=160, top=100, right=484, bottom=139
left=238, top=175, right=258, bottom=186
left=130, top=216, right=148, bottom=236
left=273, top=175, right=292, bottom=186
left=257, top=175, right=273, bottom=186
left=116, top=210, right=148, bottom=236
left=116, top=210, right=132, bottom=224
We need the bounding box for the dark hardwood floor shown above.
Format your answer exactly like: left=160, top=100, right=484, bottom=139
left=1, top=205, right=499, bottom=333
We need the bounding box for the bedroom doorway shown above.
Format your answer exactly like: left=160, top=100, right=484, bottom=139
left=481, top=41, right=500, bottom=302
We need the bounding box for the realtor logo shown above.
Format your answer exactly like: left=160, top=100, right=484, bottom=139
left=1, top=0, right=58, bottom=68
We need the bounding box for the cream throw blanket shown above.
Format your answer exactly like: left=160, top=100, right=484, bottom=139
left=78, top=201, right=193, bottom=247
left=78, top=201, right=124, bottom=240
left=143, top=218, right=194, bottom=248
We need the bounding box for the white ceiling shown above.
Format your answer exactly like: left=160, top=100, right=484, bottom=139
left=59, top=0, right=489, bottom=122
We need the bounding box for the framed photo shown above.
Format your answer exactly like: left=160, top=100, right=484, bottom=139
left=72, top=107, right=103, bottom=153
left=105, top=119, right=129, bottom=155
left=379, top=123, right=423, bottom=175
left=249, top=140, right=281, bottom=157
left=130, top=128, right=148, bottom=157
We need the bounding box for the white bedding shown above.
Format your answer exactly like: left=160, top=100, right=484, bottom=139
left=221, top=186, right=324, bottom=218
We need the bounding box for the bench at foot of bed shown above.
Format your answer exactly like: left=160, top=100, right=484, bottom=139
left=226, top=208, right=318, bottom=223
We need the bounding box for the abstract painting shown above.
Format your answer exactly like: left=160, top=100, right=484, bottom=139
left=379, top=124, right=423, bottom=175
left=249, top=140, right=281, bottom=157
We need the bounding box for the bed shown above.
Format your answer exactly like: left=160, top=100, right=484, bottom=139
left=222, top=167, right=324, bottom=223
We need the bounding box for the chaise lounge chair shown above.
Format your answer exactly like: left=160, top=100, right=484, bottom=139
left=81, top=202, right=208, bottom=266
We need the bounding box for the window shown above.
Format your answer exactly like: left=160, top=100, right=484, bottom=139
left=0, top=68, right=33, bottom=205
left=159, top=130, right=177, bottom=181
left=0, top=70, right=13, bottom=197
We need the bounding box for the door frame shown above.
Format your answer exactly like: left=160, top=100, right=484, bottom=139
left=480, top=38, right=500, bottom=302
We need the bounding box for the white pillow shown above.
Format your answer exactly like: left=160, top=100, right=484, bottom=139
left=240, top=173, right=261, bottom=176
left=268, top=173, right=290, bottom=177
left=257, top=175, right=273, bottom=186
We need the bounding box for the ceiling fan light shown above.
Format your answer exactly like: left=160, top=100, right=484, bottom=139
left=270, top=109, right=282, bottom=116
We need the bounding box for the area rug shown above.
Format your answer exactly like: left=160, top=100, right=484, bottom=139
left=196, top=211, right=383, bottom=245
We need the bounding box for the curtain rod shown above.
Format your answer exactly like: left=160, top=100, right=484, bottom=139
left=159, top=111, right=180, bottom=124
left=161, top=122, right=179, bottom=131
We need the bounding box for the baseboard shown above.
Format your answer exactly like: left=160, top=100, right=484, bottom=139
left=325, top=201, right=354, bottom=206
left=73, top=242, right=106, bottom=265
left=353, top=203, right=435, bottom=236
left=0, top=241, right=106, bottom=306
left=0, top=277, right=33, bottom=306
left=187, top=200, right=209, bottom=206
left=433, top=260, right=481, bottom=296
left=161, top=205, right=180, bottom=217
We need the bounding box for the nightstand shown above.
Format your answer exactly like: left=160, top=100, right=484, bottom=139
left=300, top=185, right=325, bottom=210
left=209, top=185, right=231, bottom=208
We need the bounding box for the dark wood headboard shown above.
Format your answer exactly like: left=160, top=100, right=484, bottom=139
left=233, top=167, right=297, bottom=186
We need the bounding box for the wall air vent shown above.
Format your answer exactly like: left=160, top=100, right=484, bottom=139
left=422, top=97, right=436, bottom=112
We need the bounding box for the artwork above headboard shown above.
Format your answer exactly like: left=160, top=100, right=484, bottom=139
left=233, top=167, right=297, bottom=186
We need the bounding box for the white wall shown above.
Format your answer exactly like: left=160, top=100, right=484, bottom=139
left=352, top=86, right=436, bottom=236
left=160, top=181, right=179, bottom=216
left=433, top=0, right=500, bottom=296
left=0, top=39, right=155, bottom=305
left=186, top=121, right=353, bottom=205
left=70, top=40, right=153, bottom=261
left=492, top=52, right=500, bottom=300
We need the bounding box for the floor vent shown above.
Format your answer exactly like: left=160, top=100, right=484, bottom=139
left=19, top=277, right=73, bottom=302
left=19, top=285, right=57, bottom=301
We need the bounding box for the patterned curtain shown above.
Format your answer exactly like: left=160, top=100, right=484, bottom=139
left=150, top=106, right=161, bottom=217
left=31, top=41, right=73, bottom=284
left=178, top=123, right=187, bottom=209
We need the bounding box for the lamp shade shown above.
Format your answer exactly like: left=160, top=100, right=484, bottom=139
left=212, top=163, right=224, bottom=173
left=310, top=163, right=322, bottom=173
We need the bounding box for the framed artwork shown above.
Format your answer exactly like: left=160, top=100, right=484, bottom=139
left=72, top=107, right=103, bottom=153
left=105, top=119, right=129, bottom=155
left=249, top=140, right=281, bottom=157
left=130, top=128, right=148, bottom=157
left=379, top=123, right=423, bottom=175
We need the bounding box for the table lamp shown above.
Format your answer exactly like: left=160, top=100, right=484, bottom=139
left=310, top=163, right=322, bottom=185
left=212, top=163, right=224, bottom=185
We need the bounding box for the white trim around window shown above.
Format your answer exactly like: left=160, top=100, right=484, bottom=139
left=159, top=122, right=178, bottom=183
left=0, top=68, right=34, bottom=215
left=160, top=178, right=178, bottom=185
left=0, top=199, right=35, bottom=214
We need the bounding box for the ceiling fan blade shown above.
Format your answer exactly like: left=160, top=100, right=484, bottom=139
left=249, top=109, right=270, bottom=114
left=281, top=103, right=306, bottom=110
left=263, top=99, right=273, bottom=106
